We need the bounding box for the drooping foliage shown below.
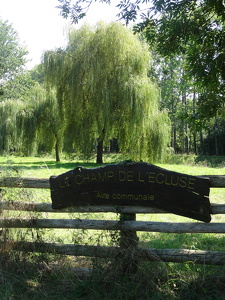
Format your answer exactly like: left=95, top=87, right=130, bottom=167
left=57, top=0, right=225, bottom=118
left=16, top=83, right=63, bottom=160
left=0, top=99, right=24, bottom=153
left=44, top=22, right=170, bottom=163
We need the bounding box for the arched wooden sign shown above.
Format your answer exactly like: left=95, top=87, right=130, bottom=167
left=50, top=162, right=211, bottom=222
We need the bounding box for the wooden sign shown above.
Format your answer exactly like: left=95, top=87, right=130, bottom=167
left=50, top=162, right=211, bottom=222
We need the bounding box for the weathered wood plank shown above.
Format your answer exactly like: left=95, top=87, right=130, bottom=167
left=0, top=177, right=50, bottom=189
left=0, top=201, right=165, bottom=213
left=2, top=218, right=225, bottom=233
left=2, top=241, right=225, bottom=265
left=200, top=175, right=225, bottom=187
left=0, top=175, right=225, bottom=189
left=0, top=201, right=224, bottom=214
left=50, top=163, right=211, bottom=224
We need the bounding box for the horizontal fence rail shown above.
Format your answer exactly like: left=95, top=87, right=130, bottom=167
left=1, top=241, right=225, bottom=265
left=0, top=175, right=225, bottom=189
left=0, top=175, right=225, bottom=266
left=0, top=177, right=50, bottom=189
left=2, top=218, right=225, bottom=233
left=1, top=201, right=225, bottom=214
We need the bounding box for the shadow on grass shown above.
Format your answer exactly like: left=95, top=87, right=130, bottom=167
left=2, top=227, right=225, bottom=299
left=195, top=155, right=225, bottom=167
left=2, top=255, right=225, bottom=300
left=0, top=161, right=107, bottom=172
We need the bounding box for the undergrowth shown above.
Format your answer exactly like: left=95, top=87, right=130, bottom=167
left=1, top=155, right=225, bottom=299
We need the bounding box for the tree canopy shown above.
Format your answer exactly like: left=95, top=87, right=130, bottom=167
left=0, top=18, right=28, bottom=98
left=57, top=0, right=225, bottom=116
left=0, top=19, right=27, bottom=81
left=44, top=22, right=170, bottom=163
left=15, top=83, right=63, bottom=160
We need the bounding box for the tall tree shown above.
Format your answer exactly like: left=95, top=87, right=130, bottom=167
left=16, top=83, right=63, bottom=161
left=57, top=0, right=225, bottom=116
left=44, top=22, right=170, bottom=163
left=0, top=19, right=27, bottom=81
left=139, top=0, right=225, bottom=117
left=0, top=18, right=28, bottom=99
left=1, top=71, right=34, bottom=100
left=0, top=99, right=24, bottom=153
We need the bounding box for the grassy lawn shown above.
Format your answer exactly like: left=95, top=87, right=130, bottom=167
left=1, top=154, right=225, bottom=299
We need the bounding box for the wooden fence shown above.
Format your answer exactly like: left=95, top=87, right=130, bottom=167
left=1, top=175, right=225, bottom=268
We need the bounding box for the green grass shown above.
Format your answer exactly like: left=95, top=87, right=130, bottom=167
left=0, top=153, right=124, bottom=178
left=1, top=154, right=225, bottom=299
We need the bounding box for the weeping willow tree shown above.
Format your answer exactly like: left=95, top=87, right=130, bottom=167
left=44, top=22, right=170, bottom=163
left=16, top=83, right=63, bottom=161
left=0, top=99, right=24, bottom=153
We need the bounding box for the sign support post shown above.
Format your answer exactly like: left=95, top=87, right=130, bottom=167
left=119, top=212, right=139, bottom=275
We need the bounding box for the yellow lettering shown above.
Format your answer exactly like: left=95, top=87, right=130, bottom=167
left=82, top=174, right=90, bottom=183
left=111, top=193, right=154, bottom=201
left=188, top=178, right=196, bottom=190
left=156, top=173, right=164, bottom=184
left=64, top=177, right=71, bottom=187
left=148, top=172, right=155, bottom=183
left=171, top=175, right=179, bottom=187
left=149, top=194, right=154, bottom=201
left=165, top=175, right=171, bottom=186
left=107, top=171, right=114, bottom=180
left=98, top=172, right=107, bottom=181
left=127, top=171, right=134, bottom=181
left=138, top=172, right=145, bottom=182
left=75, top=175, right=82, bottom=185
left=119, top=171, right=126, bottom=181
left=179, top=176, right=187, bottom=188
left=91, top=173, right=97, bottom=182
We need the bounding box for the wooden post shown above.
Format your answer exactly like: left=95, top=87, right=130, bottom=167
left=119, top=213, right=139, bottom=275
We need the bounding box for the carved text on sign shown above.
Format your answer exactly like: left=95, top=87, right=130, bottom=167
left=50, top=162, right=211, bottom=222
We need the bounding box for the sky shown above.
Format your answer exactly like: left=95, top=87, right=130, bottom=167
left=0, top=0, right=120, bottom=69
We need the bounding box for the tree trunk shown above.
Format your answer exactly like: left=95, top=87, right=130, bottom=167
left=193, top=131, right=197, bottom=154
left=186, top=123, right=189, bottom=154
left=173, top=126, right=177, bottom=153
left=214, top=117, right=219, bottom=155
left=55, top=141, right=60, bottom=162
left=119, top=213, right=139, bottom=275
left=97, top=139, right=103, bottom=164
left=96, top=128, right=105, bottom=164
left=200, top=130, right=204, bottom=155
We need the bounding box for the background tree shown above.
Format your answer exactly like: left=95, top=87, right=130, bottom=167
left=57, top=0, right=225, bottom=116
left=44, top=22, right=170, bottom=163
left=0, top=18, right=32, bottom=155
left=16, top=83, right=63, bottom=161
left=1, top=72, right=35, bottom=100
left=0, top=18, right=27, bottom=90
left=137, top=0, right=225, bottom=118
left=0, top=99, right=24, bottom=153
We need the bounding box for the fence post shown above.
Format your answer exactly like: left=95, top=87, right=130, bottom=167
left=119, top=212, right=139, bottom=275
